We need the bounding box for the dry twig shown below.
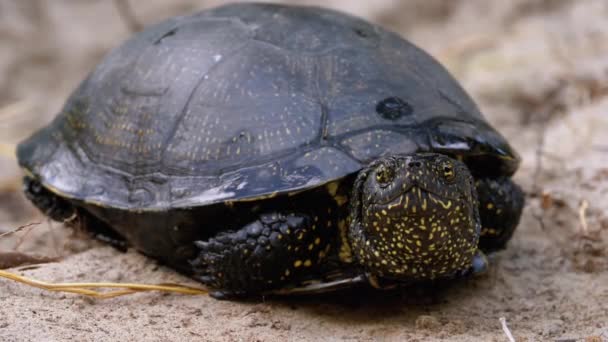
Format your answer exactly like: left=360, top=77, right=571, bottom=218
left=499, top=317, right=516, bottom=342
left=12, top=221, right=40, bottom=252
left=0, top=100, right=34, bottom=122
left=529, top=82, right=571, bottom=231
left=578, top=199, right=589, bottom=235
left=113, top=0, right=143, bottom=33
left=0, top=252, right=59, bottom=269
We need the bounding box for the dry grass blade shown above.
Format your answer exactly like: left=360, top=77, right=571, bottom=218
left=113, top=0, right=143, bottom=32
left=0, top=178, right=20, bottom=193
left=0, top=270, right=208, bottom=298
left=0, top=222, right=41, bottom=240
left=0, top=100, right=34, bottom=123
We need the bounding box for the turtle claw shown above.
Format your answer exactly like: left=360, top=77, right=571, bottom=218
left=194, top=241, right=209, bottom=249
left=209, top=290, right=242, bottom=300
left=197, top=275, right=215, bottom=284
left=459, top=250, right=489, bottom=277
left=470, top=250, right=489, bottom=275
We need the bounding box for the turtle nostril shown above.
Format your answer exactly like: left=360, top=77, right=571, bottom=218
left=408, top=161, right=422, bottom=168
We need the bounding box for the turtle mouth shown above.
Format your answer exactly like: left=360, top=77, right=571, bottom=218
left=370, top=185, right=459, bottom=212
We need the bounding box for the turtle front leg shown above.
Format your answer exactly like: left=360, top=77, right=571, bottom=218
left=191, top=212, right=336, bottom=299
left=475, top=177, right=525, bottom=253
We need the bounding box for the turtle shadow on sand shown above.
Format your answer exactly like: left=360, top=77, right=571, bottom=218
left=259, top=275, right=490, bottom=323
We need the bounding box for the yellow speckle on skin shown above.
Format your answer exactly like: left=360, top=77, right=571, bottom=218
left=285, top=269, right=290, bottom=276
left=318, top=249, right=327, bottom=259
left=440, top=200, right=452, bottom=209
left=304, top=259, right=312, bottom=267
left=334, top=195, right=348, bottom=206
left=485, top=228, right=498, bottom=235
left=388, top=195, right=403, bottom=209
left=314, top=237, right=321, bottom=245
left=486, top=203, right=494, bottom=209
left=326, top=182, right=339, bottom=197
left=294, top=260, right=302, bottom=268
left=338, top=220, right=353, bottom=263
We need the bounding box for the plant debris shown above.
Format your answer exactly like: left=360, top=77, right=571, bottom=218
left=0, top=269, right=207, bottom=299
left=0, top=252, right=58, bottom=269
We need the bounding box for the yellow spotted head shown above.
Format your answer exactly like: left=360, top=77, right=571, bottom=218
left=348, top=153, right=480, bottom=282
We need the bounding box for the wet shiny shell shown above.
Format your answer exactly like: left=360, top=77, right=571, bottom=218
left=17, top=3, right=519, bottom=211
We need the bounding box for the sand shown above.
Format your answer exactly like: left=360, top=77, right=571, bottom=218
left=1, top=1, right=607, bottom=341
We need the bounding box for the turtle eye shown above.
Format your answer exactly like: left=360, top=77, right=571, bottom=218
left=375, top=163, right=395, bottom=186
left=441, top=160, right=455, bottom=181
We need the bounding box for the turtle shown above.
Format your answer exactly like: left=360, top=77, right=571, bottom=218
left=17, top=3, right=524, bottom=299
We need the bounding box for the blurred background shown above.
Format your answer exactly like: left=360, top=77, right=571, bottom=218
left=1, top=1, right=607, bottom=340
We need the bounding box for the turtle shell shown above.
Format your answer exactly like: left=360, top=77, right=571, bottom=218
left=17, top=3, right=519, bottom=211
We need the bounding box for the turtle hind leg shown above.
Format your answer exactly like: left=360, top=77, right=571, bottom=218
left=23, top=176, right=76, bottom=223
left=77, top=212, right=129, bottom=252
left=475, top=177, right=525, bottom=253
left=191, top=212, right=336, bottom=299
left=23, top=176, right=128, bottom=251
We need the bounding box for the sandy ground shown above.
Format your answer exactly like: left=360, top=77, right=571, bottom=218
left=1, top=1, right=608, bottom=341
